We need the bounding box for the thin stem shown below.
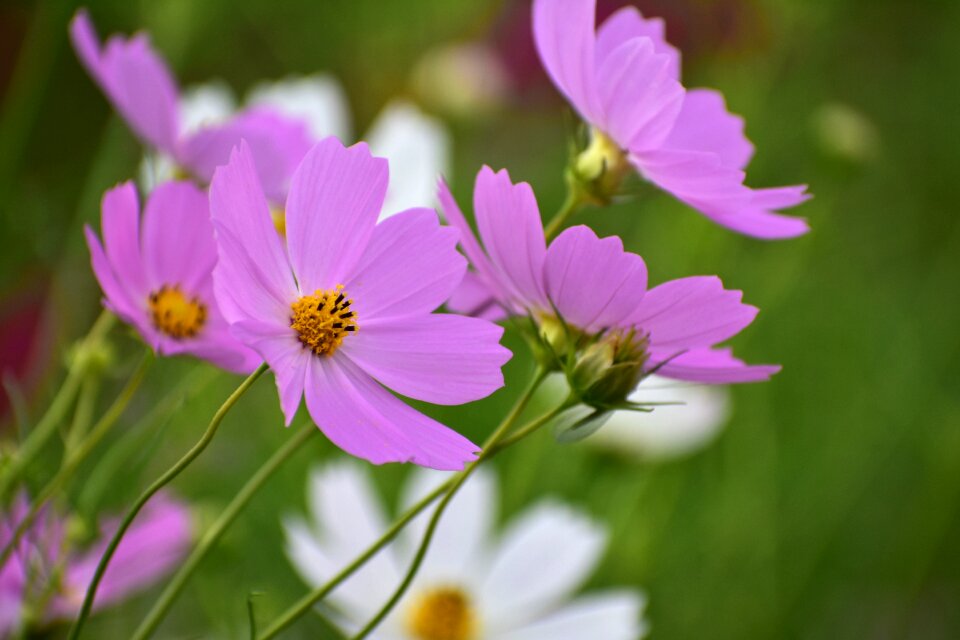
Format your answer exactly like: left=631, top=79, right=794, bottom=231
left=256, top=369, right=550, bottom=640
left=351, top=375, right=559, bottom=640
left=0, top=310, right=115, bottom=502
left=543, top=186, right=585, bottom=241
left=0, top=352, right=153, bottom=568
left=66, top=363, right=267, bottom=640
left=132, top=423, right=317, bottom=640
left=65, top=374, right=102, bottom=450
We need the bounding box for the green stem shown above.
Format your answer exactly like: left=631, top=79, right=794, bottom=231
left=66, top=363, right=267, bottom=640
left=132, top=423, right=317, bottom=640
left=0, top=351, right=153, bottom=569
left=65, top=374, right=102, bottom=451
left=0, top=310, right=115, bottom=502
left=256, top=369, right=551, bottom=640
left=543, top=184, right=586, bottom=241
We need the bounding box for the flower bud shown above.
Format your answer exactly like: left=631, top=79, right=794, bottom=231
left=571, top=329, right=649, bottom=409
left=572, top=128, right=630, bottom=204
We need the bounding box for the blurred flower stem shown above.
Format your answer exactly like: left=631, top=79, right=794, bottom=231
left=0, top=310, right=115, bottom=503
left=132, top=422, right=318, bottom=640
left=66, top=363, right=269, bottom=640
left=543, top=180, right=588, bottom=241
left=0, top=350, right=153, bottom=568
left=257, top=368, right=574, bottom=640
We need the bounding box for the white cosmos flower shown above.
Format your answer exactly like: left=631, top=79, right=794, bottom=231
left=140, top=74, right=449, bottom=218
left=284, top=464, right=647, bottom=640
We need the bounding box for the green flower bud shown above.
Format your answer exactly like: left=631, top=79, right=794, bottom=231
left=571, top=128, right=630, bottom=204
left=571, top=329, right=649, bottom=409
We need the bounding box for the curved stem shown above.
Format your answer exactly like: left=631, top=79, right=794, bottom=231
left=543, top=186, right=586, bottom=241
left=66, top=363, right=267, bottom=640
left=0, top=310, right=114, bottom=500
left=0, top=351, right=153, bottom=568
left=132, top=423, right=316, bottom=640
left=256, top=369, right=551, bottom=640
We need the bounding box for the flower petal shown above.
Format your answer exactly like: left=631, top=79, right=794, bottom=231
left=650, top=347, right=780, bottom=383
left=544, top=226, right=648, bottom=332
left=286, top=138, right=388, bottom=290
left=627, top=276, right=756, bottom=351
left=69, top=10, right=180, bottom=154
left=342, top=208, right=465, bottom=321
left=445, top=270, right=508, bottom=321
left=491, top=591, right=647, bottom=640
left=229, top=320, right=307, bottom=424
left=367, top=101, right=450, bottom=219
left=85, top=226, right=145, bottom=331
left=596, top=5, right=680, bottom=79
left=532, top=0, right=603, bottom=123
left=304, top=357, right=479, bottom=470
left=479, top=501, right=606, bottom=630
left=342, top=313, right=509, bottom=405
left=100, top=182, right=148, bottom=301
left=473, top=167, right=549, bottom=309
left=247, top=74, right=352, bottom=142
left=662, top=89, right=754, bottom=170
left=141, top=181, right=216, bottom=292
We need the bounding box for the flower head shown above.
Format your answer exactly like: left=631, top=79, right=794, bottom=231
left=69, top=10, right=312, bottom=202
left=210, top=138, right=511, bottom=470
left=85, top=181, right=260, bottom=373
left=284, top=463, right=647, bottom=639
left=0, top=493, right=190, bottom=636
left=442, top=166, right=780, bottom=395
left=532, top=0, right=810, bottom=238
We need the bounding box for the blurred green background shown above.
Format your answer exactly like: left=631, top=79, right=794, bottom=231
left=2, top=0, right=959, bottom=638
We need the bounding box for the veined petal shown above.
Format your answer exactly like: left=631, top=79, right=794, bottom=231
left=479, top=501, right=606, bottom=630
left=141, top=181, right=216, bottom=292
left=650, top=347, right=780, bottom=383
left=230, top=320, right=308, bottom=424
left=662, top=89, right=754, bottom=170
left=596, top=5, right=680, bottom=79
left=532, top=0, right=603, bottom=123
left=100, top=182, right=148, bottom=301
left=69, top=11, right=180, bottom=154
left=445, top=270, right=508, bottom=321
left=492, top=591, right=647, bottom=640
left=286, top=138, right=388, bottom=290
left=367, top=101, right=450, bottom=219
left=84, top=226, right=148, bottom=335
left=304, top=357, right=479, bottom=470
left=627, top=276, right=757, bottom=351
left=544, top=226, right=648, bottom=332
left=343, top=208, right=465, bottom=321
left=247, top=74, right=352, bottom=142
left=474, top=167, right=549, bottom=308
left=342, top=313, right=509, bottom=405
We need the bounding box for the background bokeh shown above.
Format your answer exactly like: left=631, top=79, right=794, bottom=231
left=2, top=0, right=959, bottom=638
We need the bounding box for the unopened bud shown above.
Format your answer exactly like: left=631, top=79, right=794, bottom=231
left=572, top=128, right=630, bottom=204
left=572, top=329, right=649, bottom=408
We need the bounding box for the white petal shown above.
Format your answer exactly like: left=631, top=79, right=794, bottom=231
left=589, top=375, right=730, bottom=460
left=490, top=591, right=648, bottom=640
left=247, top=74, right=351, bottom=141
left=179, top=81, right=236, bottom=134
left=138, top=152, right=177, bottom=193
left=365, top=100, right=450, bottom=218
left=479, top=501, right=606, bottom=630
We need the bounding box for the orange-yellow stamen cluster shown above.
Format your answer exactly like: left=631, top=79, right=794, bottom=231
left=406, top=587, right=477, bottom=640
left=290, top=285, right=357, bottom=357
left=148, top=285, right=206, bottom=339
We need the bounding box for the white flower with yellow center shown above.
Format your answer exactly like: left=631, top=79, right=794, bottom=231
left=284, top=464, right=647, bottom=640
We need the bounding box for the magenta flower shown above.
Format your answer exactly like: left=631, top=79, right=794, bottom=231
left=69, top=10, right=312, bottom=202
left=532, top=0, right=810, bottom=239
left=85, top=181, right=260, bottom=373
left=209, top=138, right=511, bottom=469
left=442, top=167, right=779, bottom=384
left=0, top=493, right=190, bottom=636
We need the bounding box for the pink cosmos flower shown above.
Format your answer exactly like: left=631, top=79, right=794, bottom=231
left=69, top=10, right=312, bottom=202
left=209, top=138, right=512, bottom=470
left=85, top=180, right=261, bottom=373
left=0, top=493, right=190, bottom=637
left=442, top=167, right=780, bottom=384
left=532, top=0, right=810, bottom=239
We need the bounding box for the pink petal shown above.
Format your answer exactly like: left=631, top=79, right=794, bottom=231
left=662, top=89, right=755, bottom=170
left=650, top=347, right=780, bottom=383
left=627, top=276, right=757, bottom=351
left=342, top=208, right=465, bottom=322
left=209, top=142, right=298, bottom=326
left=230, top=320, right=308, bottom=424
left=141, top=181, right=216, bottom=292
left=342, top=313, right=509, bottom=405
left=596, top=38, right=684, bottom=152
left=84, top=226, right=143, bottom=329
left=304, top=357, right=479, bottom=470
left=100, top=182, right=148, bottom=300
left=532, top=0, right=603, bottom=124
left=69, top=11, right=180, bottom=154
left=445, top=270, right=508, bottom=321
left=285, top=138, right=387, bottom=291
left=543, top=226, right=648, bottom=332
left=596, top=6, right=680, bottom=79
left=179, top=107, right=313, bottom=202
left=473, top=167, right=549, bottom=309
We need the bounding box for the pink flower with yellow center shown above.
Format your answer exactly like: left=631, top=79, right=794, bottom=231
left=209, top=138, right=511, bottom=470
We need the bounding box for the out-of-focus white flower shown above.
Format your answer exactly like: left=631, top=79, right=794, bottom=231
left=411, top=43, right=511, bottom=119
left=543, top=374, right=730, bottom=461
left=284, top=464, right=647, bottom=640
left=141, top=75, right=449, bottom=218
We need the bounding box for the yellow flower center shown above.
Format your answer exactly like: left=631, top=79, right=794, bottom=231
left=148, top=285, right=206, bottom=339
left=405, top=586, right=477, bottom=640
left=290, top=285, right=358, bottom=357
left=271, top=206, right=287, bottom=237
